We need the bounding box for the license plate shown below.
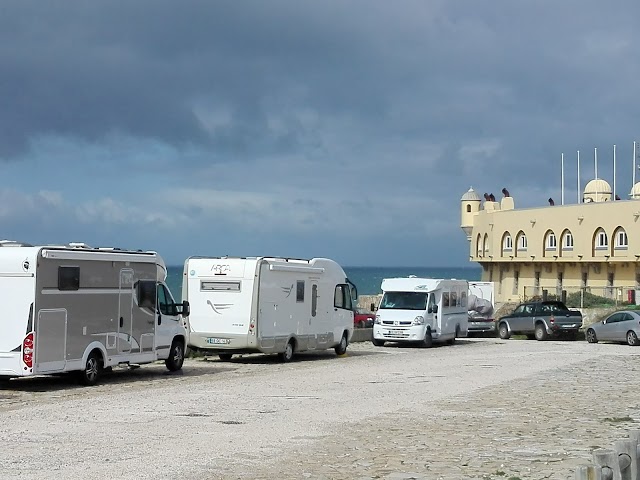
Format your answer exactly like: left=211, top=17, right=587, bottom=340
left=206, top=337, right=230, bottom=345
left=387, top=329, right=404, bottom=335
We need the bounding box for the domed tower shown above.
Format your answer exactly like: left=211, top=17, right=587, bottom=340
left=629, top=182, right=640, bottom=199
left=583, top=178, right=612, bottom=203
left=461, top=187, right=481, bottom=241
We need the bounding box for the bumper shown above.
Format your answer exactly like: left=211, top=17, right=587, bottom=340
left=373, top=324, right=438, bottom=342
left=188, top=332, right=252, bottom=351
left=549, top=323, right=581, bottom=334
left=0, top=353, right=28, bottom=377
left=468, top=321, right=496, bottom=333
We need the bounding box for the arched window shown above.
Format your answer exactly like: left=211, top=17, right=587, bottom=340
left=501, top=232, right=513, bottom=257
left=561, top=230, right=574, bottom=250
left=516, top=232, right=527, bottom=251
left=466, top=204, right=471, bottom=213
left=545, top=230, right=557, bottom=250
left=595, top=228, right=608, bottom=249
left=476, top=234, right=482, bottom=257
left=483, top=233, right=489, bottom=257
left=614, top=227, right=628, bottom=249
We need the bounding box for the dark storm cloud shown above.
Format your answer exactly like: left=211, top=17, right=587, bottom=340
left=1, top=1, right=639, bottom=203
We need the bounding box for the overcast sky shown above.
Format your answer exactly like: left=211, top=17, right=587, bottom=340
left=1, top=1, right=639, bottom=266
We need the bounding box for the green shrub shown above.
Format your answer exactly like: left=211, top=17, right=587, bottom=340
left=565, top=291, right=616, bottom=308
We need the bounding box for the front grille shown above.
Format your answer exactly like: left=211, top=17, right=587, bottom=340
left=382, top=320, right=412, bottom=326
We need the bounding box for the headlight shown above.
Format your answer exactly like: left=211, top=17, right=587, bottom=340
left=374, top=315, right=381, bottom=325
left=412, top=315, right=425, bottom=325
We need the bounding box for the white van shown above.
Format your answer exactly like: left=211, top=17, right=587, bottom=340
left=372, top=277, right=468, bottom=347
left=183, top=256, right=355, bottom=362
left=0, top=241, right=189, bottom=385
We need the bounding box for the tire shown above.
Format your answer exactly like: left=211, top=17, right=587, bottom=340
left=586, top=329, right=598, bottom=344
left=278, top=340, right=294, bottom=362
left=421, top=328, right=433, bottom=348
left=627, top=331, right=640, bottom=346
left=218, top=353, right=233, bottom=361
left=335, top=333, right=348, bottom=356
left=79, top=351, right=102, bottom=386
left=165, top=339, right=185, bottom=372
left=372, top=338, right=385, bottom=347
left=534, top=323, right=548, bottom=341
left=498, top=323, right=510, bottom=340
left=356, top=320, right=365, bottom=329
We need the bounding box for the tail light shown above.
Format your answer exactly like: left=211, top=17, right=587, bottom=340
left=549, top=315, right=555, bottom=324
left=23, top=332, right=34, bottom=368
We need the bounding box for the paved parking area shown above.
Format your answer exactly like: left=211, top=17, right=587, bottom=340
left=0, top=338, right=638, bottom=479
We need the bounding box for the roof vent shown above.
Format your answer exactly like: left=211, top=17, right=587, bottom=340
left=0, top=240, right=33, bottom=247
left=68, top=242, right=92, bottom=249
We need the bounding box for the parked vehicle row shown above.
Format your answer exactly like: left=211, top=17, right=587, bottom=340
left=0, top=242, right=357, bottom=386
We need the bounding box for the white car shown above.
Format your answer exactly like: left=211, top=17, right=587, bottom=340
left=585, top=310, right=640, bottom=346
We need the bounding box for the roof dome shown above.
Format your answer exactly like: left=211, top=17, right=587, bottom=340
left=461, top=187, right=481, bottom=201
left=584, top=178, right=612, bottom=194
left=630, top=182, right=640, bottom=199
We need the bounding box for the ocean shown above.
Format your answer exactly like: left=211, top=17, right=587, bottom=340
left=165, top=265, right=482, bottom=300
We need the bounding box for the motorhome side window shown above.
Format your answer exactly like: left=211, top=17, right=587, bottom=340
left=136, top=280, right=156, bottom=310
left=296, top=281, right=305, bottom=302
left=158, top=284, right=177, bottom=316
left=334, top=284, right=352, bottom=310
left=442, top=291, right=450, bottom=307
left=58, top=266, right=80, bottom=291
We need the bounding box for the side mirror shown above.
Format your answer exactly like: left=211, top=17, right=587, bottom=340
left=428, top=305, right=438, bottom=314
left=178, top=300, right=190, bottom=317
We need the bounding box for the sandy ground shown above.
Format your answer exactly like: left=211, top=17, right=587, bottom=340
left=1, top=338, right=639, bottom=480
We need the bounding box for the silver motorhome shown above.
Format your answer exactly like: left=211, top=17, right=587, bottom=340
left=0, top=242, right=189, bottom=385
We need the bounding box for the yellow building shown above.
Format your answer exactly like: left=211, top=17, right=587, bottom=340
left=460, top=179, right=640, bottom=304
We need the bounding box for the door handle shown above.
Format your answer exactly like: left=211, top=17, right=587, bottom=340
left=158, top=314, right=162, bottom=325
left=119, top=317, right=123, bottom=328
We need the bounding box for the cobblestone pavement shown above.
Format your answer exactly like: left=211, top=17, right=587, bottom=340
left=1, top=338, right=638, bottom=480
left=208, top=341, right=640, bottom=480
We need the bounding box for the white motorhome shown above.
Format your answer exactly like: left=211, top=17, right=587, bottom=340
left=182, top=256, right=355, bottom=362
left=0, top=241, right=190, bottom=385
left=373, top=277, right=468, bottom=347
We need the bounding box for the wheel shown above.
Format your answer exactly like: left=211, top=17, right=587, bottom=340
left=534, top=323, right=547, bottom=341
left=218, top=353, right=233, bottom=361
left=278, top=340, right=294, bottom=362
left=372, top=338, right=385, bottom=347
left=165, top=339, right=185, bottom=371
left=586, top=329, right=598, bottom=344
left=335, top=333, right=348, bottom=356
left=498, top=323, right=510, bottom=340
left=420, top=329, right=433, bottom=348
left=627, top=331, right=640, bottom=346
left=526, top=334, right=536, bottom=340
left=79, top=351, right=102, bottom=386
left=356, top=320, right=365, bottom=329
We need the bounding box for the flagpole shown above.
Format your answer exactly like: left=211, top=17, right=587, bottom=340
left=561, top=153, right=565, bottom=205
left=577, top=150, right=581, bottom=203
left=613, top=144, right=616, bottom=200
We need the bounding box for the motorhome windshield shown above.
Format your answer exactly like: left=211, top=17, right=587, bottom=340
left=380, top=291, right=428, bottom=310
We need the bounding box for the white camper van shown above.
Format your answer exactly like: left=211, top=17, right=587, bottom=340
left=183, top=256, right=355, bottom=362
left=0, top=241, right=190, bottom=385
left=372, top=277, right=468, bottom=347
